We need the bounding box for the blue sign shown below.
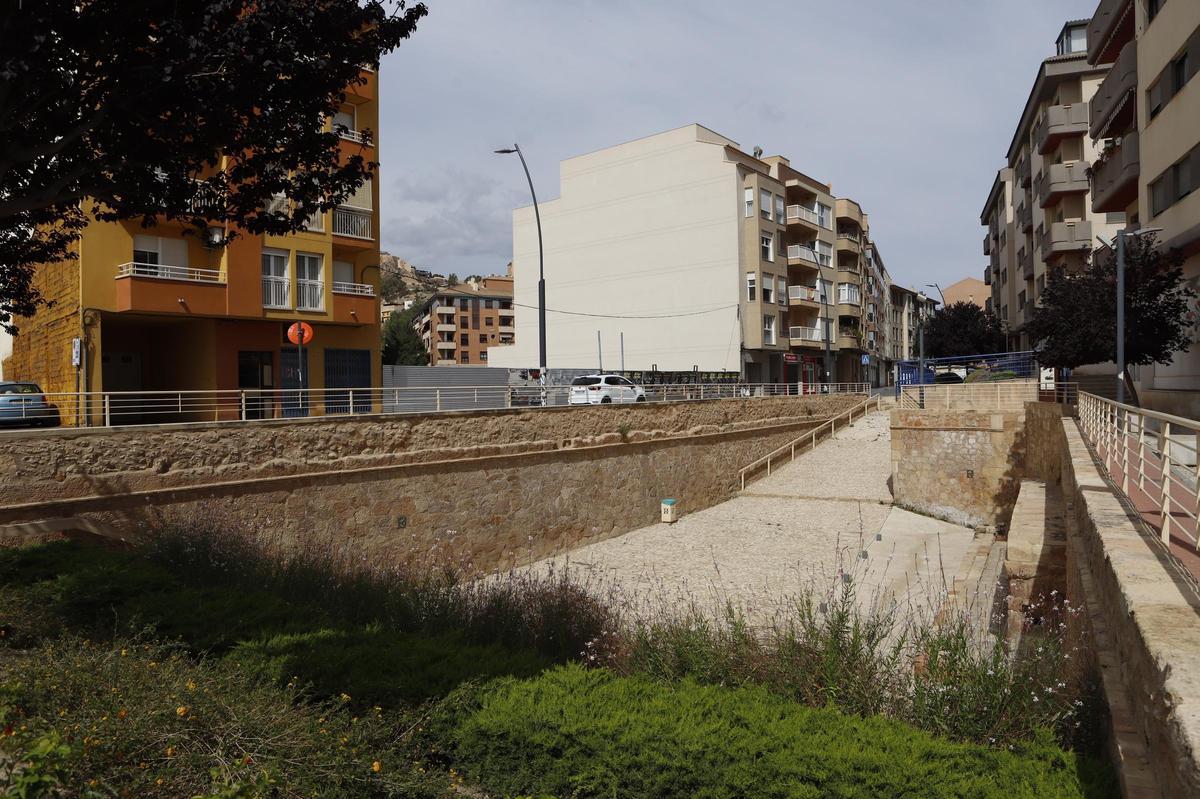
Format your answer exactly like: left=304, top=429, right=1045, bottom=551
left=861, top=354, right=870, bottom=365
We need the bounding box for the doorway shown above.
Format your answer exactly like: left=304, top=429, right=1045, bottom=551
left=237, top=351, right=275, bottom=419
left=280, top=347, right=309, bottom=417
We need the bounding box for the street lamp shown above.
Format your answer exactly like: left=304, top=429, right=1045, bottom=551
left=925, top=282, right=946, bottom=306
left=1096, top=227, right=1162, bottom=405
left=495, top=144, right=546, bottom=397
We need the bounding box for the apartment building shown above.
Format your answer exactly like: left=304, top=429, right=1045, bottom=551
left=982, top=21, right=1123, bottom=350
left=1087, top=0, right=1200, bottom=415
left=488, top=124, right=887, bottom=385
left=888, top=285, right=937, bottom=367
left=413, top=276, right=515, bottom=366
left=2, top=70, right=382, bottom=424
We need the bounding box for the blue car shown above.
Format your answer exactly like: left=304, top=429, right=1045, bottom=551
left=0, top=382, right=61, bottom=428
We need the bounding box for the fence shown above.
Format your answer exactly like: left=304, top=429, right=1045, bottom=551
left=1078, top=392, right=1200, bottom=553
left=0, top=382, right=872, bottom=431
left=895, top=350, right=1039, bottom=391
left=896, top=380, right=1076, bottom=411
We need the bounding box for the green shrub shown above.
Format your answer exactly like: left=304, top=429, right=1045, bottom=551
left=440, top=664, right=1116, bottom=799
left=0, top=636, right=448, bottom=797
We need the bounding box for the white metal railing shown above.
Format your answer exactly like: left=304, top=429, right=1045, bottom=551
left=789, top=325, right=825, bottom=342
left=303, top=209, right=325, bottom=232
left=788, top=285, right=820, bottom=303
left=739, top=394, right=881, bottom=489
left=338, top=129, right=368, bottom=145
left=262, top=275, right=290, bottom=309
left=787, top=244, right=819, bottom=264
left=332, top=281, right=375, bottom=297
left=1078, top=392, right=1200, bottom=552
left=0, top=383, right=873, bottom=432
left=333, top=206, right=372, bottom=239
left=786, top=205, right=820, bottom=226
left=894, top=380, right=1065, bottom=411
left=297, top=279, right=324, bottom=311
left=116, top=262, right=224, bottom=283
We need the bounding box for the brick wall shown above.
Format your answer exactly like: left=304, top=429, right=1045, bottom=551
left=890, top=409, right=1026, bottom=529
left=2, top=253, right=80, bottom=398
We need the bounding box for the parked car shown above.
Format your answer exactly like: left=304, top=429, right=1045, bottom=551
left=568, top=374, right=647, bottom=405
left=0, top=382, right=61, bottom=428
left=933, top=371, right=964, bottom=385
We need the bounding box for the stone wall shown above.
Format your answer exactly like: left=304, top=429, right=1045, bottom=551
left=0, top=414, right=831, bottom=573
left=0, top=395, right=858, bottom=505
left=2, top=253, right=81, bottom=401
left=889, top=409, right=1025, bottom=530
left=1023, top=401, right=1069, bottom=483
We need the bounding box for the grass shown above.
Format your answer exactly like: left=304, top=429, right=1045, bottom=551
left=0, top=524, right=1118, bottom=797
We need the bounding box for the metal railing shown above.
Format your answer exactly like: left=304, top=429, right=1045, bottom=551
left=116, top=262, right=224, bottom=283
left=789, top=325, right=825, bottom=343
left=896, top=380, right=1075, bottom=411
left=296, top=279, right=324, bottom=311
left=1078, top=393, right=1200, bottom=552
left=262, top=275, right=290, bottom=309
left=738, top=394, right=882, bottom=489
left=787, top=244, right=818, bottom=264
left=786, top=205, right=820, bottom=226
left=788, top=285, right=820, bottom=303
left=337, top=129, right=368, bottom=145
left=333, top=206, right=373, bottom=239
left=332, top=281, right=375, bottom=296
left=0, top=382, right=873, bottom=432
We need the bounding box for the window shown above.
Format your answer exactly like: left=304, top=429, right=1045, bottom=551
left=760, top=233, right=773, bottom=262
left=762, top=314, right=776, bottom=345
left=333, top=260, right=354, bottom=285
left=746, top=273, right=756, bottom=302
left=1173, top=52, right=1190, bottom=96
left=774, top=195, right=785, bottom=225
left=815, top=240, right=833, bottom=266
left=133, top=235, right=160, bottom=266
left=483, top=299, right=494, bottom=309
left=837, top=283, right=861, bottom=305
left=762, top=274, right=774, bottom=304
left=1151, top=143, right=1200, bottom=216
left=332, top=104, right=357, bottom=138
left=777, top=276, right=787, bottom=306
left=744, top=188, right=753, bottom=218
left=296, top=252, right=323, bottom=310
left=485, top=317, right=494, bottom=326
left=1148, top=0, right=1164, bottom=23
left=1148, top=32, right=1199, bottom=120
left=479, top=334, right=487, bottom=343
left=460, top=333, right=469, bottom=345
left=817, top=203, right=832, bottom=229
left=460, top=316, right=468, bottom=327
left=480, top=351, right=488, bottom=362
left=460, top=352, right=470, bottom=363
left=760, top=189, right=771, bottom=220
left=261, top=249, right=289, bottom=308
left=458, top=297, right=470, bottom=310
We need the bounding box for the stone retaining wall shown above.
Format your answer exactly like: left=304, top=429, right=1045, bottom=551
left=0, top=395, right=858, bottom=505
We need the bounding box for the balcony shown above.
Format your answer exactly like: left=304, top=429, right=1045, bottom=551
left=436, top=340, right=456, bottom=351
left=984, top=265, right=992, bottom=286
left=788, top=325, right=826, bottom=346
left=262, top=275, right=290, bottom=309
left=786, top=204, right=821, bottom=232
left=1039, top=220, right=1093, bottom=259
left=1019, top=246, right=1034, bottom=281
left=499, top=325, right=515, bottom=334
left=1091, top=131, right=1140, bottom=213
left=1087, top=0, right=1134, bottom=66
left=436, top=323, right=456, bottom=333
left=1033, top=103, right=1090, bottom=155
left=788, top=285, right=821, bottom=306
left=435, top=304, right=456, bottom=315
left=332, top=206, right=373, bottom=240
left=837, top=331, right=862, bottom=350
left=1016, top=154, right=1031, bottom=189
left=836, top=235, right=861, bottom=256
left=786, top=244, right=819, bottom=266
left=1090, top=40, right=1137, bottom=139
left=1035, top=162, right=1090, bottom=208
left=114, top=262, right=227, bottom=315
left=296, top=279, right=324, bottom=311
left=983, top=234, right=992, bottom=256
left=332, top=280, right=375, bottom=297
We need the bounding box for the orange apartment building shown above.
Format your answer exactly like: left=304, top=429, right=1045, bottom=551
left=413, top=276, right=515, bottom=366
left=3, top=71, right=383, bottom=424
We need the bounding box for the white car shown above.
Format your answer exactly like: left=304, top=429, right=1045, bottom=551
left=568, top=374, right=647, bottom=405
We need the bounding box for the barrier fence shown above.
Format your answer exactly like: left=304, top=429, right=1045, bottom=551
left=0, top=382, right=872, bottom=431
left=896, top=380, right=1078, bottom=411
left=1078, top=392, right=1200, bottom=554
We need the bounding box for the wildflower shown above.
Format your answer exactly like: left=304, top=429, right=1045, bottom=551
left=156, top=779, right=163, bottom=786
left=176, top=705, right=189, bottom=717
left=371, top=761, right=382, bottom=773
left=186, top=680, right=196, bottom=691
left=118, top=709, right=127, bottom=720
left=165, top=746, right=176, bottom=757
left=120, top=649, right=128, bottom=657
left=339, top=693, right=351, bottom=703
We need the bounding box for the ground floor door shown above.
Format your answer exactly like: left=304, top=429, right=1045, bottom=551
left=280, top=347, right=309, bottom=417
left=237, top=351, right=275, bottom=420
left=101, top=351, right=143, bottom=424
left=324, top=348, right=371, bottom=414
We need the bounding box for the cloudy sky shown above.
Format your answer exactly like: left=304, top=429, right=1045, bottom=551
left=378, top=0, right=1098, bottom=290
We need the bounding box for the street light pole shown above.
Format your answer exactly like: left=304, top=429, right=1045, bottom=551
left=822, top=281, right=833, bottom=386
left=1116, top=229, right=1126, bottom=405
left=925, top=282, right=946, bottom=307
left=495, top=144, right=546, bottom=399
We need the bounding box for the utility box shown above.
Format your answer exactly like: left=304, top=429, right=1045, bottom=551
left=661, top=498, right=678, bottom=524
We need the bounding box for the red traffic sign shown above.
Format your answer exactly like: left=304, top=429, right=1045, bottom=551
left=287, top=322, right=314, bottom=346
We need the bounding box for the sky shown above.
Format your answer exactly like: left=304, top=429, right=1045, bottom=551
left=377, top=0, right=1100, bottom=291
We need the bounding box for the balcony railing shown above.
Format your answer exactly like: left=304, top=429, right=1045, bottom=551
left=789, top=325, right=825, bottom=343
left=1087, top=0, right=1134, bottom=66
left=787, top=244, right=818, bottom=265
left=786, top=205, right=820, bottom=227
left=788, top=285, right=821, bottom=304
left=337, top=129, right=370, bottom=145
left=332, top=281, right=375, bottom=296
left=1017, top=200, right=1032, bottom=232
left=296, top=279, right=324, bottom=311
left=1039, top=220, right=1093, bottom=258
left=333, top=206, right=373, bottom=239
left=1016, top=154, right=1031, bottom=188
left=1033, top=103, right=1090, bottom=155
left=1090, top=39, right=1138, bottom=139
left=1035, top=162, right=1090, bottom=208
left=117, top=262, right=224, bottom=283
left=262, top=275, right=290, bottom=309
left=1091, top=131, right=1140, bottom=214
left=1019, top=246, right=1034, bottom=280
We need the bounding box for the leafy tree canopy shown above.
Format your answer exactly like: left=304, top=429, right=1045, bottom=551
left=446, top=273, right=460, bottom=286
left=1025, top=234, right=1195, bottom=370
left=382, top=306, right=427, bottom=366
left=0, top=0, right=427, bottom=332
left=922, top=301, right=1006, bottom=358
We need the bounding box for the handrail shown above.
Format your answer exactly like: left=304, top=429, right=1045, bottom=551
left=738, top=394, right=880, bottom=490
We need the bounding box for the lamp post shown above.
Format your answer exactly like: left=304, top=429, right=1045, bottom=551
left=495, top=144, right=546, bottom=400
left=925, top=282, right=946, bottom=306
left=1098, top=227, right=1161, bottom=405
left=822, top=280, right=833, bottom=386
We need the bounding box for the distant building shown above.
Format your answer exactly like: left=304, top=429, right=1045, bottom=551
left=413, top=276, right=514, bottom=365
left=941, top=277, right=988, bottom=308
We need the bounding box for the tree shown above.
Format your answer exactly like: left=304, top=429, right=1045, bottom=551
left=446, top=273, right=460, bottom=286
left=0, top=0, right=428, bottom=333
left=921, top=301, right=1006, bottom=358
left=1025, top=233, right=1195, bottom=402
left=382, top=306, right=428, bottom=366
left=379, top=266, right=409, bottom=305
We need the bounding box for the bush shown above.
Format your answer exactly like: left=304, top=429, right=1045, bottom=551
left=439, top=664, right=1115, bottom=799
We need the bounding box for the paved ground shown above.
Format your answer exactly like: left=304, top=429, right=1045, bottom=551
left=527, top=410, right=979, bottom=624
